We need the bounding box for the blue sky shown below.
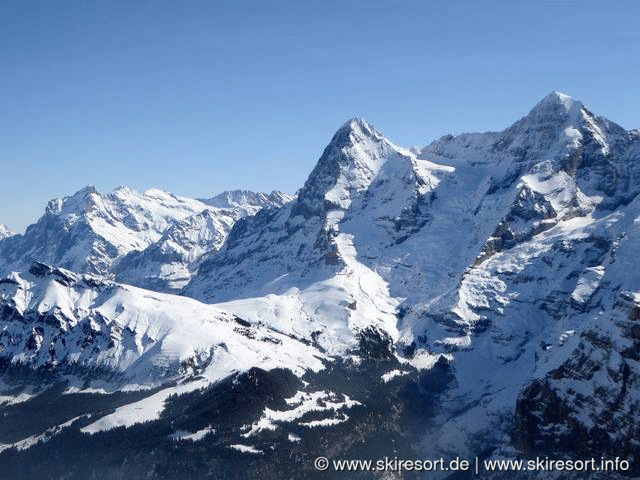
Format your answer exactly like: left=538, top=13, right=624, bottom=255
left=2, top=0, right=639, bottom=232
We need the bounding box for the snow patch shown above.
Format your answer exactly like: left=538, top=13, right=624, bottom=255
left=571, top=266, right=604, bottom=303
left=170, top=426, right=215, bottom=442
left=242, top=390, right=360, bottom=438
left=381, top=369, right=410, bottom=383
left=230, top=444, right=263, bottom=454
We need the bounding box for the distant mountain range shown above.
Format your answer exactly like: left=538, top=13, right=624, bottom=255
left=1, top=92, right=639, bottom=479
left=0, top=187, right=292, bottom=291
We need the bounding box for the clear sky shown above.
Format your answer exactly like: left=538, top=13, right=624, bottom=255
left=2, top=0, right=639, bottom=233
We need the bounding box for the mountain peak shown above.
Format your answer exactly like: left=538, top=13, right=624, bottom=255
left=540, top=91, right=579, bottom=109
left=339, top=116, right=376, bottom=134
left=292, top=118, right=397, bottom=216
left=328, top=117, right=384, bottom=150
left=45, top=185, right=99, bottom=216
left=524, top=91, right=584, bottom=124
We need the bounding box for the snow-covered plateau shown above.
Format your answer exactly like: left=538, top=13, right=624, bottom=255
left=1, top=92, right=640, bottom=479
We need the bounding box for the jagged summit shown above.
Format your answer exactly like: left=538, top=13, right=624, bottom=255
left=113, top=194, right=289, bottom=293
left=514, top=91, right=585, bottom=129
left=421, top=92, right=637, bottom=203
left=536, top=91, right=582, bottom=112
left=293, top=117, right=398, bottom=216
left=1, top=186, right=212, bottom=276
left=328, top=117, right=385, bottom=149
left=0, top=184, right=298, bottom=285
left=45, top=185, right=98, bottom=215
left=338, top=116, right=379, bottom=136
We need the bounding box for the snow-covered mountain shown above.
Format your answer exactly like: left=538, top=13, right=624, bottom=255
left=200, top=189, right=294, bottom=211
left=184, top=92, right=640, bottom=469
left=1, top=92, right=640, bottom=479
left=0, top=187, right=292, bottom=291
left=184, top=116, right=446, bottom=354
left=0, top=186, right=209, bottom=277
left=114, top=190, right=293, bottom=292
left=0, top=262, right=323, bottom=384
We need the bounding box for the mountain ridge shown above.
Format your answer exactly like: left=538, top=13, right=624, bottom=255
left=0, top=187, right=293, bottom=289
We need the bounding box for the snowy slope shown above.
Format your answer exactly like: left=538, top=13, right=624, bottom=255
left=114, top=191, right=293, bottom=292
left=385, top=93, right=640, bottom=462
left=200, top=189, right=294, bottom=212
left=0, top=262, right=325, bottom=389
left=112, top=209, right=234, bottom=292
left=113, top=190, right=293, bottom=292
